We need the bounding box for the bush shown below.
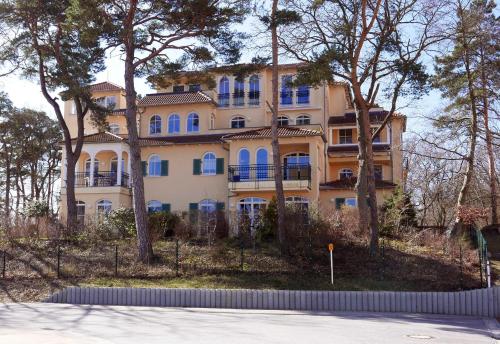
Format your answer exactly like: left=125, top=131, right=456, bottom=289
left=148, top=211, right=182, bottom=241
left=106, top=208, right=136, bottom=239
left=380, top=186, right=417, bottom=236
left=256, top=197, right=277, bottom=243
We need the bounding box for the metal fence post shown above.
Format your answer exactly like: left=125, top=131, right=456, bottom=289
left=175, top=239, right=179, bottom=277
left=114, top=245, right=118, bottom=277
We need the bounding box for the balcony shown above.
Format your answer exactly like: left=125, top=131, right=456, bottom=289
left=75, top=171, right=130, bottom=188
left=228, top=164, right=311, bottom=191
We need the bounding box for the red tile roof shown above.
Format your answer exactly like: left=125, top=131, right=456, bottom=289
left=89, top=82, right=124, bottom=92
left=223, top=126, right=323, bottom=140
left=70, top=132, right=127, bottom=144
left=320, top=178, right=397, bottom=190
left=139, top=134, right=226, bottom=146
left=137, top=91, right=215, bottom=107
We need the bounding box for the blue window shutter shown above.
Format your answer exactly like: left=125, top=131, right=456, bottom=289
left=216, top=158, right=224, bottom=174
left=216, top=202, right=225, bottom=211
left=335, top=198, right=345, bottom=210
left=161, top=203, right=171, bottom=212
left=189, top=203, right=198, bottom=223
left=193, top=159, right=201, bottom=175
left=141, top=161, right=147, bottom=176
left=161, top=160, right=169, bottom=176
left=189, top=203, right=198, bottom=210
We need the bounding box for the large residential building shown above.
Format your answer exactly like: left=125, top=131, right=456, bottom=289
left=59, top=64, right=406, bottom=225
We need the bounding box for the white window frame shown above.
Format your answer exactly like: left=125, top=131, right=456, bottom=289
left=199, top=199, right=217, bottom=213
left=345, top=198, right=357, bottom=207
left=147, top=200, right=162, bottom=213
left=278, top=116, right=290, bottom=126
left=230, top=116, right=246, bottom=128
left=202, top=152, right=216, bottom=175
left=96, top=200, right=112, bottom=217
left=149, top=115, right=162, bottom=135
left=187, top=112, right=200, bottom=133
left=339, top=168, right=354, bottom=179
left=168, top=113, right=181, bottom=134
left=148, top=155, right=161, bottom=177
left=296, top=114, right=311, bottom=125
left=109, top=123, right=120, bottom=134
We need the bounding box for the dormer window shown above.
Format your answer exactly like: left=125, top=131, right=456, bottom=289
left=278, top=116, right=289, bottom=126
left=173, top=85, right=185, bottom=93
left=189, top=84, right=201, bottom=92
left=340, top=168, right=354, bottom=179
left=231, top=116, right=246, bottom=128
left=339, top=129, right=353, bottom=144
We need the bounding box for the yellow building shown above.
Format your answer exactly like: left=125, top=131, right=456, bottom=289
left=59, top=64, right=406, bottom=224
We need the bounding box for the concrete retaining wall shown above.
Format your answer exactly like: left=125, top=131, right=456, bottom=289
left=45, top=286, right=500, bottom=318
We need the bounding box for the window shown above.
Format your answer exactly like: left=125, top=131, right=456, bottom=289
left=283, top=152, right=310, bottom=180
left=188, top=84, right=201, bottom=92
left=231, top=116, right=246, bottom=128
left=96, top=200, right=112, bottom=217
left=296, top=115, right=311, bottom=125
left=371, top=127, right=381, bottom=143
left=339, top=129, right=353, bottom=144
left=199, top=199, right=217, bottom=213
left=187, top=113, right=199, bottom=133
left=280, top=75, right=293, bottom=105
left=97, top=96, right=117, bottom=110
left=218, top=76, right=230, bottom=107
left=173, top=85, right=185, bottom=93
left=233, top=77, right=245, bottom=106
left=147, top=200, right=162, bottom=213
left=238, top=197, right=267, bottom=226
left=85, top=158, right=99, bottom=175
left=210, top=114, right=215, bottom=129
left=168, top=114, right=180, bottom=134
left=76, top=201, right=85, bottom=223
left=335, top=197, right=356, bottom=209
left=149, top=115, right=162, bottom=134
left=202, top=152, right=216, bottom=175
left=286, top=196, right=309, bottom=213
left=249, top=75, right=260, bottom=106
left=340, top=168, right=354, bottom=179
left=239, top=148, right=250, bottom=180
left=256, top=148, right=268, bottom=179
left=345, top=198, right=357, bottom=207
left=278, top=116, right=289, bottom=126
left=148, top=155, right=161, bottom=176
left=374, top=165, right=383, bottom=180
left=109, top=124, right=120, bottom=134
left=297, top=85, right=310, bottom=104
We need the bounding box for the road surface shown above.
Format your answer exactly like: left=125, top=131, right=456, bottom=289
left=0, top=303, right=496, bottom=343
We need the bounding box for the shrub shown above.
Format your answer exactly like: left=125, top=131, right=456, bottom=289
left=106, top=208, right=136, bottom=239
left=148, top=211, right=181, bottom=241
left=380, top=186, right=417, bottom=236
left=256, top=197, right=277, bottom=243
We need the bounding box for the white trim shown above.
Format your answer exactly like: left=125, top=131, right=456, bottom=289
left=167, top=113, right=181, bottom=134
left=148, top=154, right=161, bottom=177
left=149, top=114, right=162, bottom=135
left=230, top=115, right=246, bottom=128
left=238, top=147, right=250, bottom=165
left=186, top=112, right=200, bottom=133
left=202, top=151, right=217, bottom=176
left=255, top=147, right=268, bottom=165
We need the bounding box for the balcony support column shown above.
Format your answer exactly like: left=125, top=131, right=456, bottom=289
left=115, top=149, right=123, bottom=186
left=89, top=153, right=96, bottom=187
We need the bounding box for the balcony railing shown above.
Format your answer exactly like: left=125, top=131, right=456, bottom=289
left=218, top=93, right=230, bottom=107
left=228, top=164, right=311, bottom=184
left=232, top=92, right=245, bottom=107
left=248, top=91, right=260, bottom=106
left=75, top=171, right=130, bottom=188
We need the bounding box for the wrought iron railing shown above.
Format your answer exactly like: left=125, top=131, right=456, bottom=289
left=248, top=91, right=260, bottom=106
left=233, top=92, right=245, bottom=106
left=228, top=164, right=311, bottom=187
left=75, top=171, right=130, bottom=188
left=218, top=93, right=230, bottom=107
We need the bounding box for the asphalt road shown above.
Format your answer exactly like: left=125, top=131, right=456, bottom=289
left=0, top=303, right=496, bottom=344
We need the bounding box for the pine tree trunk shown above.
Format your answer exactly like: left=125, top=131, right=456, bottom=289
left=479, top=47, right=498, bottom=224
left=124, top=55, right=153, bottom=263
left=65, top=152, right=78, bottom=234
left=271, top=0, right=287, bottom=251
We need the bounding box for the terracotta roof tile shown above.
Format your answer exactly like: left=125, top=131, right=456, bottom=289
left=137, top=91, right=215, bottom=107
left=320, top=178, right=397, bottom=190
left=89, top=82, right=124, bottom=92
left=70, top=132, right=127, bottom=144
left=223, top=126, right=322, bottom=140
left=139, top=134, right=226, bottom=146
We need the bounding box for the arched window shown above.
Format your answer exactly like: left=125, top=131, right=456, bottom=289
left=96, top=200, right=112, bottom=217
left=149, top=115, right=162, bottom=134
left=187, top=113, right=199, bottom=133
left=109, top=123, right=120, bottom=134
left=199, top=199, right=217, bottom=213
left=76, top=201, right=86, bottom=223
left=249, top=75, right=260, bottom=106
left=218, top=76, right=230, bottom=107
left=296, top=114, right=311, bottom=125
left=297, top=85, right=310, bottom=104
left=148, top=155, right=161, bottom=176
left=168, top=114, right=180, bottom=134
left=280, top=75, right=293, bottom=105
left=256, top=148, right=268, bottom=179
left=278, top=116, right=289, bottom=126
left=233, top=77, right=245, bottom=106
left=147, top=200, right=162, bottom=213
left=231, top=116, right=245, bottom=128
left=238, top=148, right=250, bottom=180
left=286, top=196, right=309, bottom=210
left=202, top=152, right=216, bottom=175
left=340, top=168, right=354, bottom=179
